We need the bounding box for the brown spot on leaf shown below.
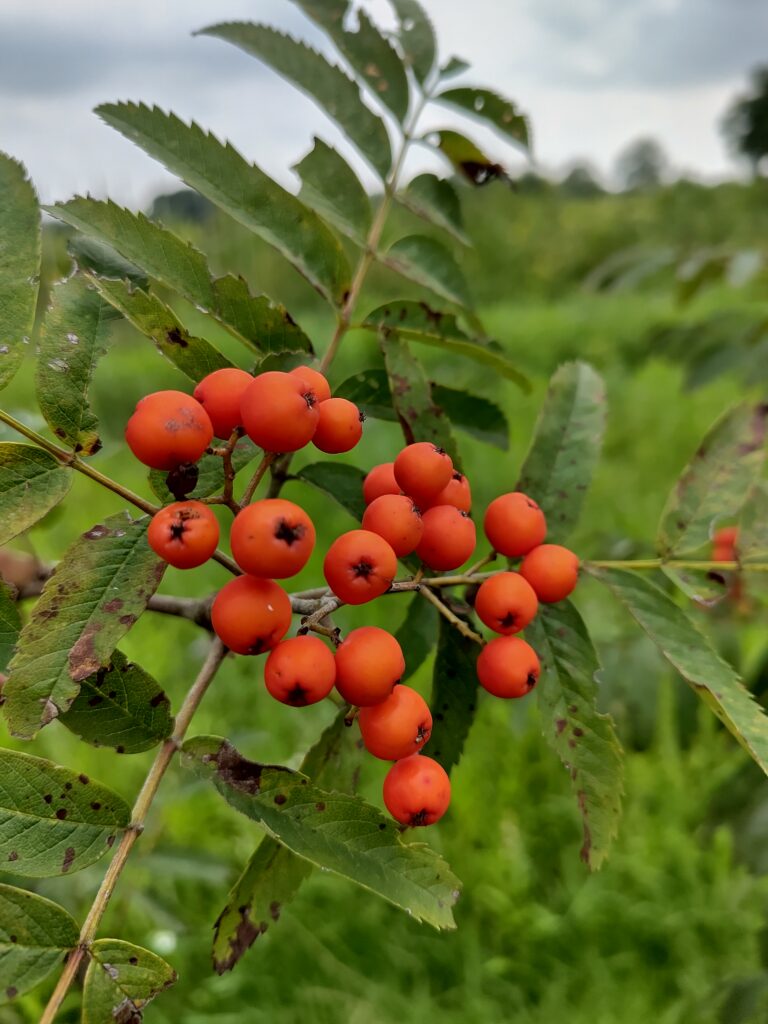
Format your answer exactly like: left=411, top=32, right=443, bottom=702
left=149, top=691, right=167, bottom=708
left=79, top=773, right=90, bottom=784
left=6, top=987, right=17, bottom=1000
left=62, top=846, right=76, bottom=873
left=213, top=903, right=265, bottom=975
left=103, top=598, right=124, bottom=613
left=166, top=327, right=189, bottom=348
left=8, top=851, right=18, bottom=862
left=55, top=808, right=68, bottom=820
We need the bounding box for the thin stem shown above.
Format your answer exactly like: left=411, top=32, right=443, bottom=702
left=240, top=452, right=277, bottom=507
left=420, top=585, right=484, bottom=645
left=585, top=558, right=764, bottom=572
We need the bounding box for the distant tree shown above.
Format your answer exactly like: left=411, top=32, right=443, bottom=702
left=722, top=67, right=768, bottom=177
left=517, top=169, right=551, bottom=194
left=149, top=188, right=214, bottom=223
left=614, top=138, right=668, bottom=192
left=559, top=163, right=605, bottom=198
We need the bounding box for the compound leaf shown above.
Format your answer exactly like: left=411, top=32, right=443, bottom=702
left=294, top=138, right=372, bottom=244
left=0, top=155, right=40, bottom=394
left=384, top=235, right=472, bottom=311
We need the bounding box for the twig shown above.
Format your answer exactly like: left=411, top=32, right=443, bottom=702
left=419, top=585, right=485, bottom=645
left=240, top=452, right=277, bottom=507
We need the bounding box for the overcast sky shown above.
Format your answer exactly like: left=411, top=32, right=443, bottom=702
left=1, top=0, right=765, bottom=207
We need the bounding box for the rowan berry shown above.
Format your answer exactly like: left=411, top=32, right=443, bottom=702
left=483, top=492, right=546, bottom=558
left=263, top=636, right=336, bottom=706
left=230, top=499, right=315, bottom=579
left=519, top=544, right=579, bottom=603
left=394, top=442, right=454, bottom=506
left=358, top=685, right=432, bottom=760
left=211, top=575, right=292, bottom=655
left=416, top=505, right=476, bottom=570
left=383, top=754, right=451, bottom=827
left=474, top=572, right=538, bottom=634
left=323, top=530, right=397, bottom=605
left=240, top=371, right=319, bottom=452
left=713, top=526, right=739, bottom=562
left=193, top=368, right=252, bottom=439
left=289, top=365, right=331, bottom=403
left=147, top=500, right=219, bottom=569
left=334, top=626, right=404, bottom=706
left=476, top=636, right=540, bottom=698
left=362, top=494, right=423, bottom=557
left=312, top=397, right=363, bottom=454
left=426, top=472, right=472, bottom=512
left=125, top=390, right=213, bottom=470
left=363, top=462, right=400, bottom=505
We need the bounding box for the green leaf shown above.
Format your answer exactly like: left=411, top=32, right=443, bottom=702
left=657, top=403, right=767, bottom=558
left=399, top=174, right=469, bottom=246
left=396, top=596, right=438, bottom=682
left=293, top=138, right=372, bottom=244
left=83, top=939, right=176, bottom=1023
left=362, top=300, right=529, bottom=390
left=0, top=583, right=20, bottom=673
left=0, top=884, right=79, bottom=1003
left=527, top=602, right=624, bottom=870
left=295, top=462, right=366, bottom=522
left=390, top=0, right=436, bottom=83
left=91, top=277, right=233, bottom=382
left=436, top=87, right=530, bottom=150
left=148, top=437, right=259, bottom=503
left=739, top=481, right=768, bottom=563
left=50, top=197, right=311, bottom=355
left=0, top=155, right=40, bottom=395
left=660, top=564, right=732, bottom=607
left=429, top=616, right=479, bottom=773
left=182, top=735, right=460, bottom=929
left=0, top=444, right=72, bottom=547
left=384, top=235, right=472, bottom=310
left=589, top=566, right=768, bottom=777
left=4, top=512, right=165, bottom=739
left=96, top=103, right=350, bottom=306
left=431, top=130, right=510, bottom=186
left=440, top=56, right=470, bottom=80
left=198, top=23, right=392, bottom=179
left=59, top=650, right=173, bottom=754
left=35, top=277, right=116, bottom=457
left=516, top=362, right=606, bottom=543
left=68, top=233, right=148, bottom=288
left=0, top=748, right=130, bottom=877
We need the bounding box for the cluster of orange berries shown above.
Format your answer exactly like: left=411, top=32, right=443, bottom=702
left=124, top=366, right=579, bottom=828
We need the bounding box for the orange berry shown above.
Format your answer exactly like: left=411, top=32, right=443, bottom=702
left=383, top=754, right=451, bottom=827
left=363, top=462, right=400, bottom=505
left=362, top=494, right=423, bottom=557
left=519, top=544, right=579, bottom=603
left=125, top=390, right=213, bottom=470
left=416, top=506, right=476, bottom=570
left=483, top=492, right=546, bottom=558
left=289, top=365, right=331, bottom=403
left=394, top=443, right=453, bottom=506
left=323, top=530, right=397, bottom=605
left=713, top=526, right=739, bottom=549
left=426, top=472, right=472, bottom=512
left=230, top=499, right=315, bottom=579
left=211, top=576, right=291, bottom=655
left=263, top=636, right=336, bottom=706
left=147, top=500, right=219, bottom=569
left=240, top=371, right=319, bottom=452
left=477, top=636, right=540, bottom=698
left=474, top=572, right=538, bottom=634
left=193, top=368, right=252, bottom=439
left=334, top=626, right=404, bottom=706
left=358, top=685, right=432, bottom=760
left=312, top=397, right=363, bottom=454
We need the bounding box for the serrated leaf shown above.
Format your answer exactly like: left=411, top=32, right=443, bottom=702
left=198, top=23, right=391, bottom=179
left=148, top=437, right=258, bottom=503
left=91, top=277, right=232, bottom=382
left=429, top=616, right=479, bottom=773
left=0, top=155, right=40, bottom=394
left=516, top=362, right=606, bottom=543
left=182, top=735, right=460, bottom=929
left=0, top=884, right=79, bottom=1003
left=0, top=444, right=72, bottom=547
left=0, top=583, right=20, bottom=673
left=83, top=939, right=176, bottom=1023
left=436, top=87, right=530, bottom=150
left=35, top=277, right=116, bottom=456
left=68, top=234, right=148, bottom=289
left=51, top=197, right=311, bottom=355
left=589, top=566, right=768, bottom=776
left=293, top=138, right=372, bottom=244
left=4, top=512, right=165, bottom=739
left=396, top=596, right=438, bottom=682
left=399, top=174, right=469, bottom=245
left=59, top=650, right=173, bottom=754
left=96, top=103, right=350, bottom=306
left=0, top=749, right=130, bottom=877
left=390, top=0, right=436, bottom=83
left=527, top=602, right=623, bottom=870
left=295, top=462, right=366, bottom=522
left=740, top=481, right=768, bottom=563
left=431, top=130, right=510, bottom=186
left=661, top=564, right=732, bottom=607
left=657, top=403, right=766, bottom=558
left=384, top=235, right=472, bottom=310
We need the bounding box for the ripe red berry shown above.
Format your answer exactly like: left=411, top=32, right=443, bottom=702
left=363, top=462, right=400, bottom=505
left=476, top=636, right=540, bottom=698
left=230, top=499, right=315, bottom=579
left=362, top=494, right=423, bottom=557
left=312, top=397, right=363, bottom=454
left=416, top=506, right=476, bottom=571
left=426, top=472, right=472, bottom=512
left=713, top=526, right=739, bottom=562
left=383, top=755, right=451, bottom=827
left=394, top=443, right=453, bottom=506
left=263, top=636, right=336, bottom=706
left=334, top=626, right=404, bottom=706
left=147, top=500, right=219, bottom=569
left=125, top=390, right=213, bottom=470
left=289, top=365, right=331, bottom=403
left=240, top=371, right=319, bottom=452
left=323, top=530, right=397, bottom=605
left=211, top=576, right=292, bottom=655
left=474, top=572, right=539, bottom=634
left=519, top=544, right=579, bottom=603
left=483, top=492, right=546, bottom=558
left=193, top=368, right=252, bottom=439
left=358, top=685, right=432, bottom=760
